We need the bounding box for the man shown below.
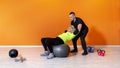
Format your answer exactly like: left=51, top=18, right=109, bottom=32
left=41, top=26, right=77, bottom=59
left=69, top=12, right=88, bottom=55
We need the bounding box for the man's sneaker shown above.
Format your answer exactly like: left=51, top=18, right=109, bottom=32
left=82, top=51, right=88, bottom=55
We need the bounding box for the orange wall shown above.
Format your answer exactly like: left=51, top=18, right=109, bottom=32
left=0, top=0, right=120, bottom=45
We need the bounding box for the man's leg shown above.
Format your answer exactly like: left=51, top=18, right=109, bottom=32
left=71, top=35, right=80, bottom=53
left=80, top=37, right=88, bottom=55
left=80, top=29, right=88, bottom=55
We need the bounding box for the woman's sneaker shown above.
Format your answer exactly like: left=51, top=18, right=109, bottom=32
left=41, top=52, right=49, bottom=56
left=47, top=53, right=55, bottom=59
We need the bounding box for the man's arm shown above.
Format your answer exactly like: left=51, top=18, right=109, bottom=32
left=75, top=24, right=82, bottom=35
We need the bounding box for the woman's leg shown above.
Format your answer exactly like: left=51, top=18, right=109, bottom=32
left=41, top=38, right=49, bottom=51
left=41, top=38, right=50, bottom=56
left=45, top=37, right=64, bottom=59
left=45, top=37, right=64, bottom=53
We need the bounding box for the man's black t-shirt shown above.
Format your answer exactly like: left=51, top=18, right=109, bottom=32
left=71, top=17, right=88, bottom=34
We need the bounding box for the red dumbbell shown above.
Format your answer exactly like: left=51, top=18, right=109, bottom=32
left=100, top=50, right=105, bottom=56
left=97, top=49, right=102, bottom=56
left=97, top=49, right=105, bottom=56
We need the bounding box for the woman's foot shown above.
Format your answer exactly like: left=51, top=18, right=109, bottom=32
left=47, top=53, right=55, bottom=59
left=41, top=51, right=49, bottom=56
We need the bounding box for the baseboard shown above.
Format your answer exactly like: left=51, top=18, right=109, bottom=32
left=0, top=45, right=119, bottom=48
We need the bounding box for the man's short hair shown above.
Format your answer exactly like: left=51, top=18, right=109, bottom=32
left=69, top=12, right=75, bottom=15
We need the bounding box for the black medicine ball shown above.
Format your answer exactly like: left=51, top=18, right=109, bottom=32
left=9, top=49, right=18, bottom=58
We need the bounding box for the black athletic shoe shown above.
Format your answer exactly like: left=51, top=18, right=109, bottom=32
left=82, top=51, right=88, bottom=55
left=70, top=49, right=78, bottom=53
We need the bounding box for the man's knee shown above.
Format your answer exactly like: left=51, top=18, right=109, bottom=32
left=80, top=37, right=85, bottom=41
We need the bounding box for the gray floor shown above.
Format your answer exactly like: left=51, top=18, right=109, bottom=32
left=0, top=46, right=120, bottom=68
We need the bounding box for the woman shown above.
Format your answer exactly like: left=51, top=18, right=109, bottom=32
left=40, top=26, right=77, bottom=59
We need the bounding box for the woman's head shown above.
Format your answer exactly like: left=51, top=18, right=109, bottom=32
left=67, top=26, right=76, bottom=33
